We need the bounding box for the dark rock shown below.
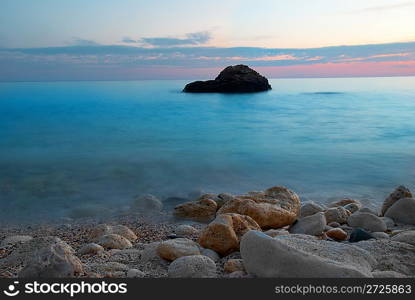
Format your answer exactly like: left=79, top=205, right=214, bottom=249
left=349, top=228, right=374, bottom=243
left=183, top=65, right=271, bottom=93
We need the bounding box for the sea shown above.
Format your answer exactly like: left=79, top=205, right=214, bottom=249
left=1, top=77, right=414, bottom=221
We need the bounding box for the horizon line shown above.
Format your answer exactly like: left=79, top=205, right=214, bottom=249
left=1, top=74, right=415, bottom=84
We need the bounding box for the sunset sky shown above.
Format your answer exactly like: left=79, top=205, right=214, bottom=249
left=1, top=0, right=415, bottom=81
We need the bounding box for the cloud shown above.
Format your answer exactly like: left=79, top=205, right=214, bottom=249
left=185, top=31, right=211, bottom=44
left=139, top=31, right=211, bottom=47
left=70, top=38, right=100, bottom=46
left=337, top=52, right=411, bottom=62
left=196, top=54, right=301, bottom=62
left=1, top=41, right=415, bottom=80
left=4, top=41, right=414, bottom=65
left=121, top=37, right=138, bottom=44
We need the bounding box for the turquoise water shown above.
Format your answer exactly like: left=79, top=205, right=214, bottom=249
left=1, top=77, right=415, bottom=221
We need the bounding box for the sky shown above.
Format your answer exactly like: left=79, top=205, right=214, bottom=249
left=1, top=0, right=415, bottom=81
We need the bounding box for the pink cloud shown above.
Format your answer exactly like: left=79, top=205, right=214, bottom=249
left=306, top=56, right=324, bottom=61
left=122, top=60, right=415, bottom=79
left=250, top=54, right=299, bottom=61
left=337, top=52, right=412, bottom=62
left=370, top=53, right=411, bottom=58
left=253, top=60, right=415, bottom=78
left=146, top=60, right=415, bottom=79
left=195, top=54, right=299, bottom=61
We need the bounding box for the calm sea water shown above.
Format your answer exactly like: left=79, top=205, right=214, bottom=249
left=1, top=77, right=415, bottom=221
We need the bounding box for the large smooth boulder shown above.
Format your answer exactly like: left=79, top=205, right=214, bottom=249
left=168, top=255, right=217, bottom=278
left=217, top=186, right=301, bottom=229
left=324, top=206, right=350, bottom=224
left=381, top=186, right=412, bottom=216
left=347, top=212, right=387, bottom=232
left=384, top=198, right=415, bottom=225
left=372, top=270, right=408, bottom=278
left=372, top=232, right=390, bottom=239
left=300, top=201, right=325, bottom=218
left=183, top=65, right=271, bottom=93
left=19, top=240, right=83, bottom=278
left=354, top=239, right=415, bottom=276
left=157, top=238, right=201, bottom=261
left=198, top=213, right=260, bottom=256
left=240, top=231, right=375, bottom=277
left=264, top=229, right=290, bottom=238
left=391, top=231, right=415, bottom=246
left=174, top=198, right=218, bottom=222
left=289, top=212, right=326, bottom=236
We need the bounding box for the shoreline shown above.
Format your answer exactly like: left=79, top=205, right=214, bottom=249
left=1, top=185, right=415, bottom=278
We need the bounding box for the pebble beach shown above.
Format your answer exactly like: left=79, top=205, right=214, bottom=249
left=1, top=185, right=415, bottom=279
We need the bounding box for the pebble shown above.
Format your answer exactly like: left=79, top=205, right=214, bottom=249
left=349, top=228, right=374, bottom=243
left=224, top=259, right=245, bottom=273
left=326, top=228, right=348, bottom=241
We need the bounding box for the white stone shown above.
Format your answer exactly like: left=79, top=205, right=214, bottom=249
left=300, top=201, right=325, bottom=218
left=385, top=198, right=415, bottom=225
left=289, top=212, right=326, bottom=236
left=240, top=231, right=374, bottom=278
left=347, top=212, right=387, bottom=232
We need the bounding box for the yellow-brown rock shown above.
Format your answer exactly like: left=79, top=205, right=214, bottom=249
left=157, top=238, right=201, bottom=261
left=217, top=186, right=300, bottom=229
left=198, top=213, right=261, bottom=255
left=174, top=198, right=218, bottom=222
left=326, top=228, right=348, bottom=241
